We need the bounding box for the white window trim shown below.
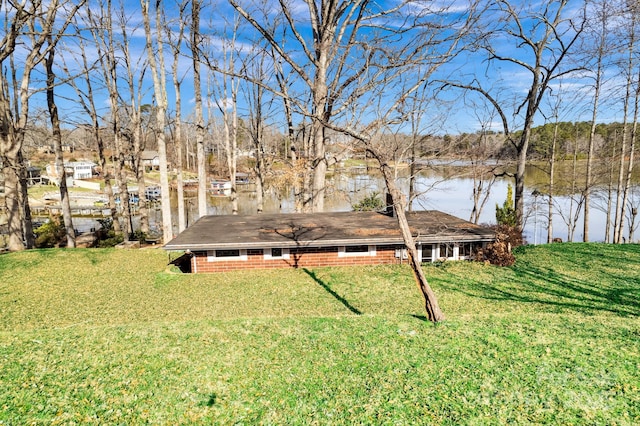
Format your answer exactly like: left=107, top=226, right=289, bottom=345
left=338, top=245, right=377, bottom=258
left=206, top=249, right=248, bottom=262
left=436, top=243, right=458, bottom=261
left=264, top=247, right=290, bottom=260
left=418, top=244, right=435, bottom=263
left=458, top=243, right=472, bottom=260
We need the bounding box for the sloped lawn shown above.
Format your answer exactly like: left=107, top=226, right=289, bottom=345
left=1, top=244, right=638, bottom=424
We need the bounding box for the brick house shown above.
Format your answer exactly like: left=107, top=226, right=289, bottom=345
left=163, top=210, right=495, bottom=273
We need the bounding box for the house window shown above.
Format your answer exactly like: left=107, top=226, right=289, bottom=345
left=207, top=249, right=247, bottom=262
left=439, top=243, right=455, bottom=260
left=264, top=247, right=290, bottom=260
left=421, top=244, right=434, bottom=263
left=338, top=245, right=376, bottom=257
left=459, top=242, right=477, bottom=259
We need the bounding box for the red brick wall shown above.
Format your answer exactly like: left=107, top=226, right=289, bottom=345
left=191, top=245, right=404, bottom=273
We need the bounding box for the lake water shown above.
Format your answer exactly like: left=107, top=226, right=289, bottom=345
left=75, top=165, right=638, bottom=244
left=199, top=169, right=627, bottom=244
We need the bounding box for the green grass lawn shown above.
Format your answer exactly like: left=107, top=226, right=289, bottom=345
left=1, top=244, right=639, bottom=424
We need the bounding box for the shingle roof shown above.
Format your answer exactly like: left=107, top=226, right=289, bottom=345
left=141, top=150, right=159, bottom=160
left=163, top=210, right=495, bottom=251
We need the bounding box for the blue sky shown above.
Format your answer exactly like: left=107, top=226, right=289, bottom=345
left=11, top=0, right=635, bottom=137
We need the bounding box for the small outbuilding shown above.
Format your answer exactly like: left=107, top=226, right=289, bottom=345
left=163, top=210, right=495, bottom=273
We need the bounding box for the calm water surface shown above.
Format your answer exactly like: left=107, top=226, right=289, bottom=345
left=74, top=165, right=638, bottom=244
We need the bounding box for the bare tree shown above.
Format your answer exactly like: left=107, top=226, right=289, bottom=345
left=445, top=0, right=585, bottom=232
left=141, top=0, right=173, bottom=243
left=242, top=50, right=273, bottom=213
left=272, top=43, right=306, bottom=212
left=167, top=0, right=189, bottom=232
left=65, top=8, right=121, bottom=236
left=565, top=132, right=586, bottom=242
left=546, top=120, right=559, bottom=243
left=227, top=0, right=482, bottom=322
left=102, top=0, right=133, bottom=241
left=466, top=100, right=502, bottom=224
left=207, top=15, right=241, bottom=214
left=191, top=0, right=208, bottom=220
left=228, top=0, right=409, bottom=212
left=45, top=36, right=75, bottom=247
left=583, top=0, right=615, bottom=241
left=0, top=0, right=83, bottom=251
left=118, top=3, right=151, bottom=236
left=604, top=128, right=618, bottom=242
left=611, top=7, right=633, bottom=242
left=614, top=1, right=640, bottom=243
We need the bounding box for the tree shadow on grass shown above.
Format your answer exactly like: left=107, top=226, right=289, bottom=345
left=410, top=314, right=429, bottom=322
left=303, top=268, right=362, bottom=315
left=439, top=258, right=640, bottom=317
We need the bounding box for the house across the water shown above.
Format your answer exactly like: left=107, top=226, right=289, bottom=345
left=163, top=210, right=495, bottom=273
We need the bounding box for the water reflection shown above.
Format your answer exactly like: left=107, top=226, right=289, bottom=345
left=75, top=164, right=638, bottom=244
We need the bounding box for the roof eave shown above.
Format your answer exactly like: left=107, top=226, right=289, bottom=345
left=162, top=234, right=495, bottom=251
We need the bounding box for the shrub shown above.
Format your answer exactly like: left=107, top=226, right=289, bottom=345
left=352, top=191, right=385, bottom=212
left=130, top=230, right=147, bottom=242
left=94, top=217, right=124, bottom=248
left=34, top=216, right=67, bottom=248
left=476, top=224, right=523, bottom=266
left=496, top=184, right=517, bottom=227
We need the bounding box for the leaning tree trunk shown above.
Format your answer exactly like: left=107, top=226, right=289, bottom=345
left=379, top=161, right=445, bottom=323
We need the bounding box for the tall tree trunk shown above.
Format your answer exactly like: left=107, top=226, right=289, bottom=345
left=18, top=151, right=34, bottom=248
left=619, top=69, right=639, bottom=242
left=192, top=0, right=208, bottom=220
left=605, top=132, right=616, bottom=243
left=547, top=121, right=558, bottom=243
left=119, top=7, right=149, bottom=237
left=46, top=42, right=75, bottom=247
left=408, top=128, right=417, bottom=213
left=106, top=20, right=131, bottom=241
left=568, top=136, right=579, bottom=242
left=230, top=77, right=239, bottom=215
left=101, top=0, right=130, bottom=240
left=310, top=119, right=327, bottom=212
left=248, top=62, right=266, bottom=214
left=613, top=14, right=636, bottom=243
left=74, top=20, right=121, bottom=234
left=584, top=0, right=608, bottom=242
left=170, top=3, right=188, bottom=232
left=114, top=133, right=132, bottom=241
left=0, top=0, right=65, bottom=251
left=174, top=96, right=186, bottom=232
left=1, top=150, right=25, bottom=251
left=274, top=55, right=302, bottom=212
left=514, top=132, right=530, bottom=233
left=142, top=0, right=173, bottom=243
